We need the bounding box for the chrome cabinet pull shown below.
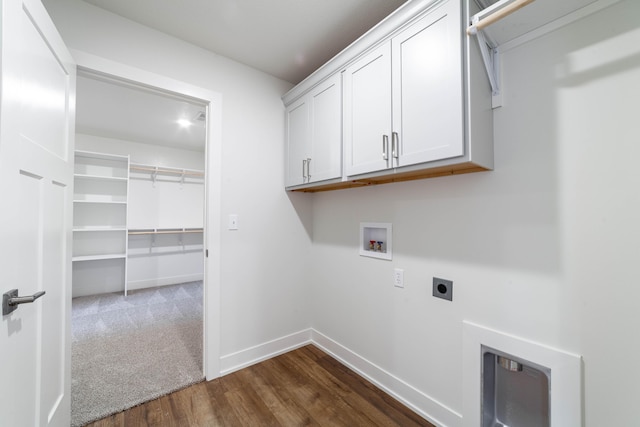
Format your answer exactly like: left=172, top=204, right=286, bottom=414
left=3, top=289, right=46, bottom=315
left=306, top=158, right=311, bottom=181
left=302, top=159, right=307, bottom=181
left=382, top=135, right=389, bottom=161
left=392, top=132, right=399, bottom=160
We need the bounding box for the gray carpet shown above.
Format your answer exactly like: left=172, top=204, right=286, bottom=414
left=71, top=282, right=204, bottom=427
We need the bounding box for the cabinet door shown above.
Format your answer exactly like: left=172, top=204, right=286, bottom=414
left=392, top=0, right=463, bottom=167
left=309, top=73, right=342, bottom=183
left=344, top=41, right=392, bottom=176
left=285, top=97, right=310, bottom=187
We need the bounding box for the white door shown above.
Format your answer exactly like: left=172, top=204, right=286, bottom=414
left=0, top=0, right=76, bottom=425
left=343, top=41, right=392, bottom=177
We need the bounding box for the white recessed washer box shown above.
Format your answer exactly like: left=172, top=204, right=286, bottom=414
left=360, top=222, right=392, bottom=260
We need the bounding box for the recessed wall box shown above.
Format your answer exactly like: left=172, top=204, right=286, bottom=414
left=360, top=222, right=392, bottom=260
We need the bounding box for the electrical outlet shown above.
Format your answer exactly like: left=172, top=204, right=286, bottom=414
left=394, top=268, right=404, bottom=288
left=432, top=277, right=453, bottom=301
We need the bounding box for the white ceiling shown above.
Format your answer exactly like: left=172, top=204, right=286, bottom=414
left=81, top=0, right=408, bottom=84
left=76, top=73, right=207, bottom=151
left=75, top=0, right=409, bottom=151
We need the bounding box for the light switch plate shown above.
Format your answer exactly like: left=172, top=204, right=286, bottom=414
left=228, top=214, right=238, bottom=230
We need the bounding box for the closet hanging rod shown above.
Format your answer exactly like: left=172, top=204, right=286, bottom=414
left=129, top=164, right=204, bottom=177
left=128, top=228, right=204, bottom=235
left=467, top=0, right=536, bottom=35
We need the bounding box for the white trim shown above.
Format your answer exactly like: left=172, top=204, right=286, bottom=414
left=462, top=321, right=583, bottom=427
left=217, top=327, right=464, bottom=426
left=219, top=329, right=312, bottom=376
left=69, top=49, right=223, bottom=380
left=311, top=330, right=462, bottom=427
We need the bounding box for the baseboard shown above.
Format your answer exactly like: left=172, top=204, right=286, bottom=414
left=310, top=329, right=463, bottom=427
left=218, top=327, right=463, bottom=427
left=219, top=329, right=312, bottom=376
left=127, top=273, right=204, bottom=291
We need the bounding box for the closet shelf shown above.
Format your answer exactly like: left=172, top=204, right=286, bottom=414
left=72, top=253, right=127, bottom=262
left=73, top=226, right=127, bottom=232
left=74, top=173, right=128, bottom=182
left=128, top=228, right=204, bottom=235
left=73, top=199, right=127, bottom=205
left=467, top=0, right=617, bottom=106
left=130, top=163, right=204, bottom=177
left=75, top=150, right=129, bottom=162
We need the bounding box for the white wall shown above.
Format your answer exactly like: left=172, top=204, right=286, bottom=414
left=76, top=133, right=205, bottom=170
left=47, top=0, right=640, bottom=425
left=310, top=1, right=640, bottom=425
left=46, top=0, right=313, bottom=361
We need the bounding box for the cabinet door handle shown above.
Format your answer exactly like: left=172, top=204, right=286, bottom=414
left=392, top=132, right=399, bottom=160
left=302, top=159, right=307, bottom=181
left=382, top=135, right=389, bottom=161
left=306, top=158, right=311, bottom=181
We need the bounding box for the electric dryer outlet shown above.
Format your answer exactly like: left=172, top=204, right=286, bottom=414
left=432, top=277, right=453, bottom=301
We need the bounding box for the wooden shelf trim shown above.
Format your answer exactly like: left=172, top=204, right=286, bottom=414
left=130, top=163, right=204, bottom=178
left=289, top=163, right=491, bottom=193
left=128, top=228, right=204, bottom=236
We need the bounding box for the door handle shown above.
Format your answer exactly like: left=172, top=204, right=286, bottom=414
left=2, top=289, right=46, bottom=315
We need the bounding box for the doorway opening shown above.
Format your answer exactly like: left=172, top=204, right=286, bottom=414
left=70, top=69, right=212, bottom=426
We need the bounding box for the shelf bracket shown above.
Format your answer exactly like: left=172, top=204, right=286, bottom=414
left=469, top=24, right=502, bottom=108
left=467, top=0, right=538, bottom=108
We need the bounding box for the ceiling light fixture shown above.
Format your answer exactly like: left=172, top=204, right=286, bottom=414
left=177, top=118, right=192, bottom=128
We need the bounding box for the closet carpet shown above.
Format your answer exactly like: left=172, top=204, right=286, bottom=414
left=71, top=281, right=204, bottom=427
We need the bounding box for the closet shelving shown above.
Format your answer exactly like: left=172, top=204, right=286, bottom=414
left=128, top=228, right=204, bottom=235
left=72, top=150, right=130, bottom=296
left=73, top=151, right=206, bottom=297
left=129, top=162, right=204, bottom=184
left=468, top=0, right=620, bottom=106
left=126, top=160, right=205, bottom=293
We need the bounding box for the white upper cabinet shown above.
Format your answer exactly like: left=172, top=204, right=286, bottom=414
left=345, top=0, right=462, bottom=177
left=343, top=42, right=392, bottom=176
left=282, top=0, right=494, bottom=191
left=309, top=74, right=342, bottom=183
left=285, top=97, right=309, bottom=187
left=285, top=74, right=342, bottom=188
left=392, top=0, right=463, bottom=168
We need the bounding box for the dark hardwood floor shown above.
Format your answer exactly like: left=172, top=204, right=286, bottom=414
left=86, top=344, right=435, bottom=426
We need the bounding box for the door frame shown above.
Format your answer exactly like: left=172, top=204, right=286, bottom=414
left=72, top=50, right=222, bottom=379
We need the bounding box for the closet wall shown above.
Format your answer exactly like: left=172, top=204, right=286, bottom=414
left=73, top=133, right=205, bottom=297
